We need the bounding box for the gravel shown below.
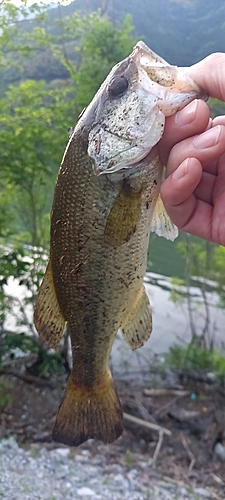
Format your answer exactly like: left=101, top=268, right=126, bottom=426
left=0, top=437, right=214, bottom=500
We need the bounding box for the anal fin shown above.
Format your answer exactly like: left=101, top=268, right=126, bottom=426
left=52, top=370, right=123, bottom=447
left=34, top=259, right=66, bottom=349
left=121, top=285, right=152, bottom=350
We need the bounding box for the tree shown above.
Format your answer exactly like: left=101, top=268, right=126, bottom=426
left=0, top=79, right=72, bottom=246
left=170, top=236, right=225, bottom=349
left=0, top=0, right=48, bottom=69
left=51, top=10, right=137, bottom=114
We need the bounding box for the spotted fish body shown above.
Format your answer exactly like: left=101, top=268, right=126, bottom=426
left=34, top=42, right=206, bottom=446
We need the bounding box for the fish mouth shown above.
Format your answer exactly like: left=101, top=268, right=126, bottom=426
left=131, top=41, right=208, bottom=107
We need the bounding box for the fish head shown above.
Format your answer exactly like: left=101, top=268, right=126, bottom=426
left=85, top=41, right=208, bottom=175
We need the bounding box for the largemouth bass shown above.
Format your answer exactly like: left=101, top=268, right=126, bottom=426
left=34, top=41, right=206, bottom=447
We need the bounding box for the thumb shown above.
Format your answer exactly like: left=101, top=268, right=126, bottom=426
left=188, top=53, right=225, bottom=102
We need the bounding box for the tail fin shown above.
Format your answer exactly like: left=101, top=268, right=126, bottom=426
left=52, top=370, right=123, bottom=447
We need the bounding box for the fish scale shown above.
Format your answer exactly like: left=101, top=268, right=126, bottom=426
left=34, top=41, right=207, bottom=447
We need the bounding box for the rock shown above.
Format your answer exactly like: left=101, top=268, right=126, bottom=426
left=75, top=454, right=89, bottom=464
left=77, top=487, right=95, bottom=496
left=39, top=447, right=47, bottom=456
left=3, top=436, right=19, bottom=450
left=137, top=461, right=148, bottom=468
left=194, top=487, right=211, bottom=497
left=180, top=487, right=188, bottom=496
left=214, top=442, right=225, bottom=461
left=113, top=474, right=124, bottom=482
left=54, top=447, right=70, bottom=458
left=128, top=469, right=138, bottom=478
left=81, top=449, right=91, bottom=457
left=91, top=454, right=106, bottom=466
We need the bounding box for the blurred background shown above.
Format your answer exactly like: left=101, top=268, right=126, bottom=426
left=0, top=0, right=225, bottom=488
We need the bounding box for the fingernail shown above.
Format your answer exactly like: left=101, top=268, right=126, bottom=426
left=172, top=158, right=189, bottom=180
left=175, top=100, right=198, bottom=126
left=193, top=125, right=221, bottom=149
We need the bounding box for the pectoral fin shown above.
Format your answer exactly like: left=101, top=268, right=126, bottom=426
left=151, top=194, right=178, bottom=241
left=34, top=260, right=66, bottom=349
left=121, top=285, right=152, bottom=350
left=104, top=187, right=141, bottom=248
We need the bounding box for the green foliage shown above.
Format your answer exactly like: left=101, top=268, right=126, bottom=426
left=208, top=98, right=225, bottom=119
left=0, top=245, right=47, bottom=363
left=0, top=9, right=136, bottom=247
left=211, top=245, right=225, bottom=308
left=70, top=13, right=136, bottom=110
left=2, top=0, right=225, bottom=89
left=0, top=245, right=48, bottom=374
left=0, top=245, right=65, bottom=376
left=170, top=236, right=221, bottom=347
left=0, top=79, right=72, bottom=246
left=0, top=1, right=48, bottom=75
left=176, top=238, right=214, bottom=281
left=0, top=381, right=12, bottom=410
left=0, top=243, right=66, bottom=377
left=50, top=10, right=136, bottom=114
left=0, top=330, right=65, bottom=377
left=169, top=277, right=186, bottom=304
left=163, top=344, right=225, bottom=384
left=0, top=244, right=45, bottom=303
left=166, top=344, right=215, bottom=371
left=124, top=449, right=134, bottom=466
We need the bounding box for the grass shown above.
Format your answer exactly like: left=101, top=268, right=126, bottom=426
left=124, top=449, right=134, bottom=467
left=162, top=343, right=225, bottom=384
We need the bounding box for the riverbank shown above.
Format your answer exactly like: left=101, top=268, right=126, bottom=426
left=0, top=371, right=224, bottom=499
left=0, top=436, right=221, bottom=500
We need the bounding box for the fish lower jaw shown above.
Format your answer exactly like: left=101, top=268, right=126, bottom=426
left=96, top=145, right=159, bottom=178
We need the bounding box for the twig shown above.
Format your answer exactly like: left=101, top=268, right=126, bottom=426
left=180, top=432, right=195, bottom=475
left=0, top=370, right=54, bottom=389
left=42, top=415, right=56, bottom=430
left=123, top=412, right=171, bottom=436
left=16, top=296, right=37, bottom=336
left=123, top=395, right=158, bottom=425
left=162, top=476, right=186, bottom=487
left=206, top=488, right=224, bottom=500
left=185, top=234, right=197, bottom=341
left=152, top=395, right=181, bottom=418
left=2, top=354, right=37, bottom=368
left=152, top=429, right=164, bottom=462
left=152, top=388, right=190, bottom=419
left=143, top=389, right=190, bottom=397
left=211, top=473, right=224, bottom=485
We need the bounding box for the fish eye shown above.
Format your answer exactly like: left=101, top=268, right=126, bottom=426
left=108, top=76, right=129, bottom=97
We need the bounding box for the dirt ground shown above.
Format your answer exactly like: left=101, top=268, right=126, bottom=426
left=0, top=370, right=224, bottom=498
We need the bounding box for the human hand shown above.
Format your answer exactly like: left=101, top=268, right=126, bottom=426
left=159, top=53, right=225, bottom=245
